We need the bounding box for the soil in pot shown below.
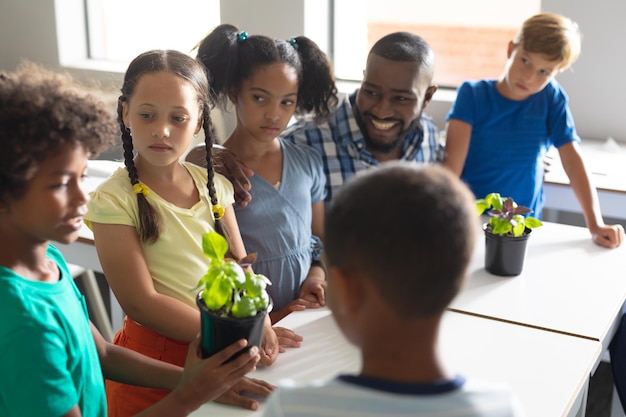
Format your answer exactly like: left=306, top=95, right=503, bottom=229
left=196, top=292, right=267, bottom=360
left=484, top=227, right=531, bottom=277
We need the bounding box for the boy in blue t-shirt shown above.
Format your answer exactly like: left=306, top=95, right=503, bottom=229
left=444, top=12, right=623, bottom=249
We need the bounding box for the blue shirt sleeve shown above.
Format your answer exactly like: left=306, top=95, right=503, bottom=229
left=446, top=81, right=476, bottom=125
left=545, top=80, right=580, bottom=148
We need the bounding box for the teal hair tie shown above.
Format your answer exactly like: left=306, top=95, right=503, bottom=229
left=288, top=38, right=299, bottom=49
left=238, top=31, right=248, bottom=43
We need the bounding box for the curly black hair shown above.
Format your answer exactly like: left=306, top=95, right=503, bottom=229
left=0, top=62, right=116, bottom=204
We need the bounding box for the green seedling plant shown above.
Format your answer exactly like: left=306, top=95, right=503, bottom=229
left=196, top=231, right=271, bottom=318
left=476, top=193, right=543, bottom=237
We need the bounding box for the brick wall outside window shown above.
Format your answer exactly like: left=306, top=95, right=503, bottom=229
left=369, top=23, right=517, bottom=88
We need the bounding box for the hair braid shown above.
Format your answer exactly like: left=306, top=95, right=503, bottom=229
left=117, top=96, right=160, bottom=244
left=201, top=105, right=239, bottom=259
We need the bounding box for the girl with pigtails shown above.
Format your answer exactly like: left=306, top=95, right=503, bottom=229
left=194, top=25, right=337, bottom=324
left=85, top=49, right=276, bottom=417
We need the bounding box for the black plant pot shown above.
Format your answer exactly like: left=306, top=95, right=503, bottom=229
left=196, top=292, right=268, bottom=360
left=484, top=226, right=531, bottom=277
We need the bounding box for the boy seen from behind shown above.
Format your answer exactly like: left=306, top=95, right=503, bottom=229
left=262, top=162, right=524, bottom=416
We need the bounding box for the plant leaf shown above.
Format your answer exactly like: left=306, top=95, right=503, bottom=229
left=478, top=193, right=542, bottom=237
left=255, top=292, right=270, bottom=310
left=525, top=217, right=543, bottom=229
left=491, top=220, right=512, bottom=235
left=224, top=262, right=246, bottom=286
left=244, top=273, right=267, bottom=297
left=511, top=206, right=532, bottom=215
left=202, top=276, right=234, bottom=311
left=202, top=231, right=228, bottom=261
left=502, top=197, right=515, bottom=213
left=231, top=298, right=257, bottom=318
left=199, top=232, right=270, bottom=318
left=476, top=198, right=490, bottom=215
left=486, top=193, right=503, bottom=211
left=511, top=215, right=525, bottom=237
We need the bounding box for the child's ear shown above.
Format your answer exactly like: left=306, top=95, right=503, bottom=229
left=195, top=113, right=202, bottom=135
left=507, top=41, right=516, bottom=59
left=121, top=102, right=130, bottom=130
left=327, top=267, right=364, bottom=314
left=228, top=88, right=238, bottom=105
left=422, top=85, right=438, bottom=109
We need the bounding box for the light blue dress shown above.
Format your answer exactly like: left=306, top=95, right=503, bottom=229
left=234, top=138, right=326, bottom=311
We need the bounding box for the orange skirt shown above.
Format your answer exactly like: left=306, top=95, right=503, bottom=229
left=105, top=316, right=189, bottom=417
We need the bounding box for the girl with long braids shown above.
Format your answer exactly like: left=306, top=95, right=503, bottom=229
left=85, top=49, right=276, bottom=417
left=192, top=24, right=337, bottom=323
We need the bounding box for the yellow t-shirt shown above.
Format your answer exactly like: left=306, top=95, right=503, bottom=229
left=85, top=162, right=234, bottom=308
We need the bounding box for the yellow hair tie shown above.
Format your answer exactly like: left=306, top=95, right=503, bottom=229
left=212, top=204, right=225, bottom=220
left=133, top=182, right=150, bottom=197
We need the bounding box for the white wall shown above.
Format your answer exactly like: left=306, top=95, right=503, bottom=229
left=0, top=0, right=623, bottom=142
left=1, top=0, right=59, bottom=70
left=220, top=0, right=329, bottom=51
left=542, top=0, right=626, bottom=142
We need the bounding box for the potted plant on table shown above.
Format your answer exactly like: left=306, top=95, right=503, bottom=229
left=476, top=193, right=543, bottom=276
left=195, top=231, right=271, bottom=359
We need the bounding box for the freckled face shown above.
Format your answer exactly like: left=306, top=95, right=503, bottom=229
left=232, top=63, right=299, bottom=143
left=498, top=43, right=560, bottom=101
left=122, top=71, right=202, bottom=167
left=2, top=144, right=90, bottom=245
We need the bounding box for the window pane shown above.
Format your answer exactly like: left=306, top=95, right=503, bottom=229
left=86, top=0, right=220, bottom=63
left=333, top=0, right=541, bottom=88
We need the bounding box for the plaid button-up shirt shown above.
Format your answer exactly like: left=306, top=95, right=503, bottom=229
left=283, top=91, right=442, bottom=204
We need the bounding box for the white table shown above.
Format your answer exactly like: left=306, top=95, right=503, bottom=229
left=191, top=308, right=601, bottom=417
left=544, top=139, right=626, bottom=220
left=57, top=161, right=623, bottom=416
left=450, top=221, right=626, bottom=357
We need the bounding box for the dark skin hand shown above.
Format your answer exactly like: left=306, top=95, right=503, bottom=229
left=270, top=298, right=321, bottom=324
left=186, top=145, right=253, bottom=207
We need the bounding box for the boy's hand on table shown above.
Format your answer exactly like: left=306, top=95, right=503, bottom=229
left=591, top=224, right=624, bottom=248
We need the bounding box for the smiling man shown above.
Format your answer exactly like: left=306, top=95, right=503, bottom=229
left=281, top=31, right=440, bottom=204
